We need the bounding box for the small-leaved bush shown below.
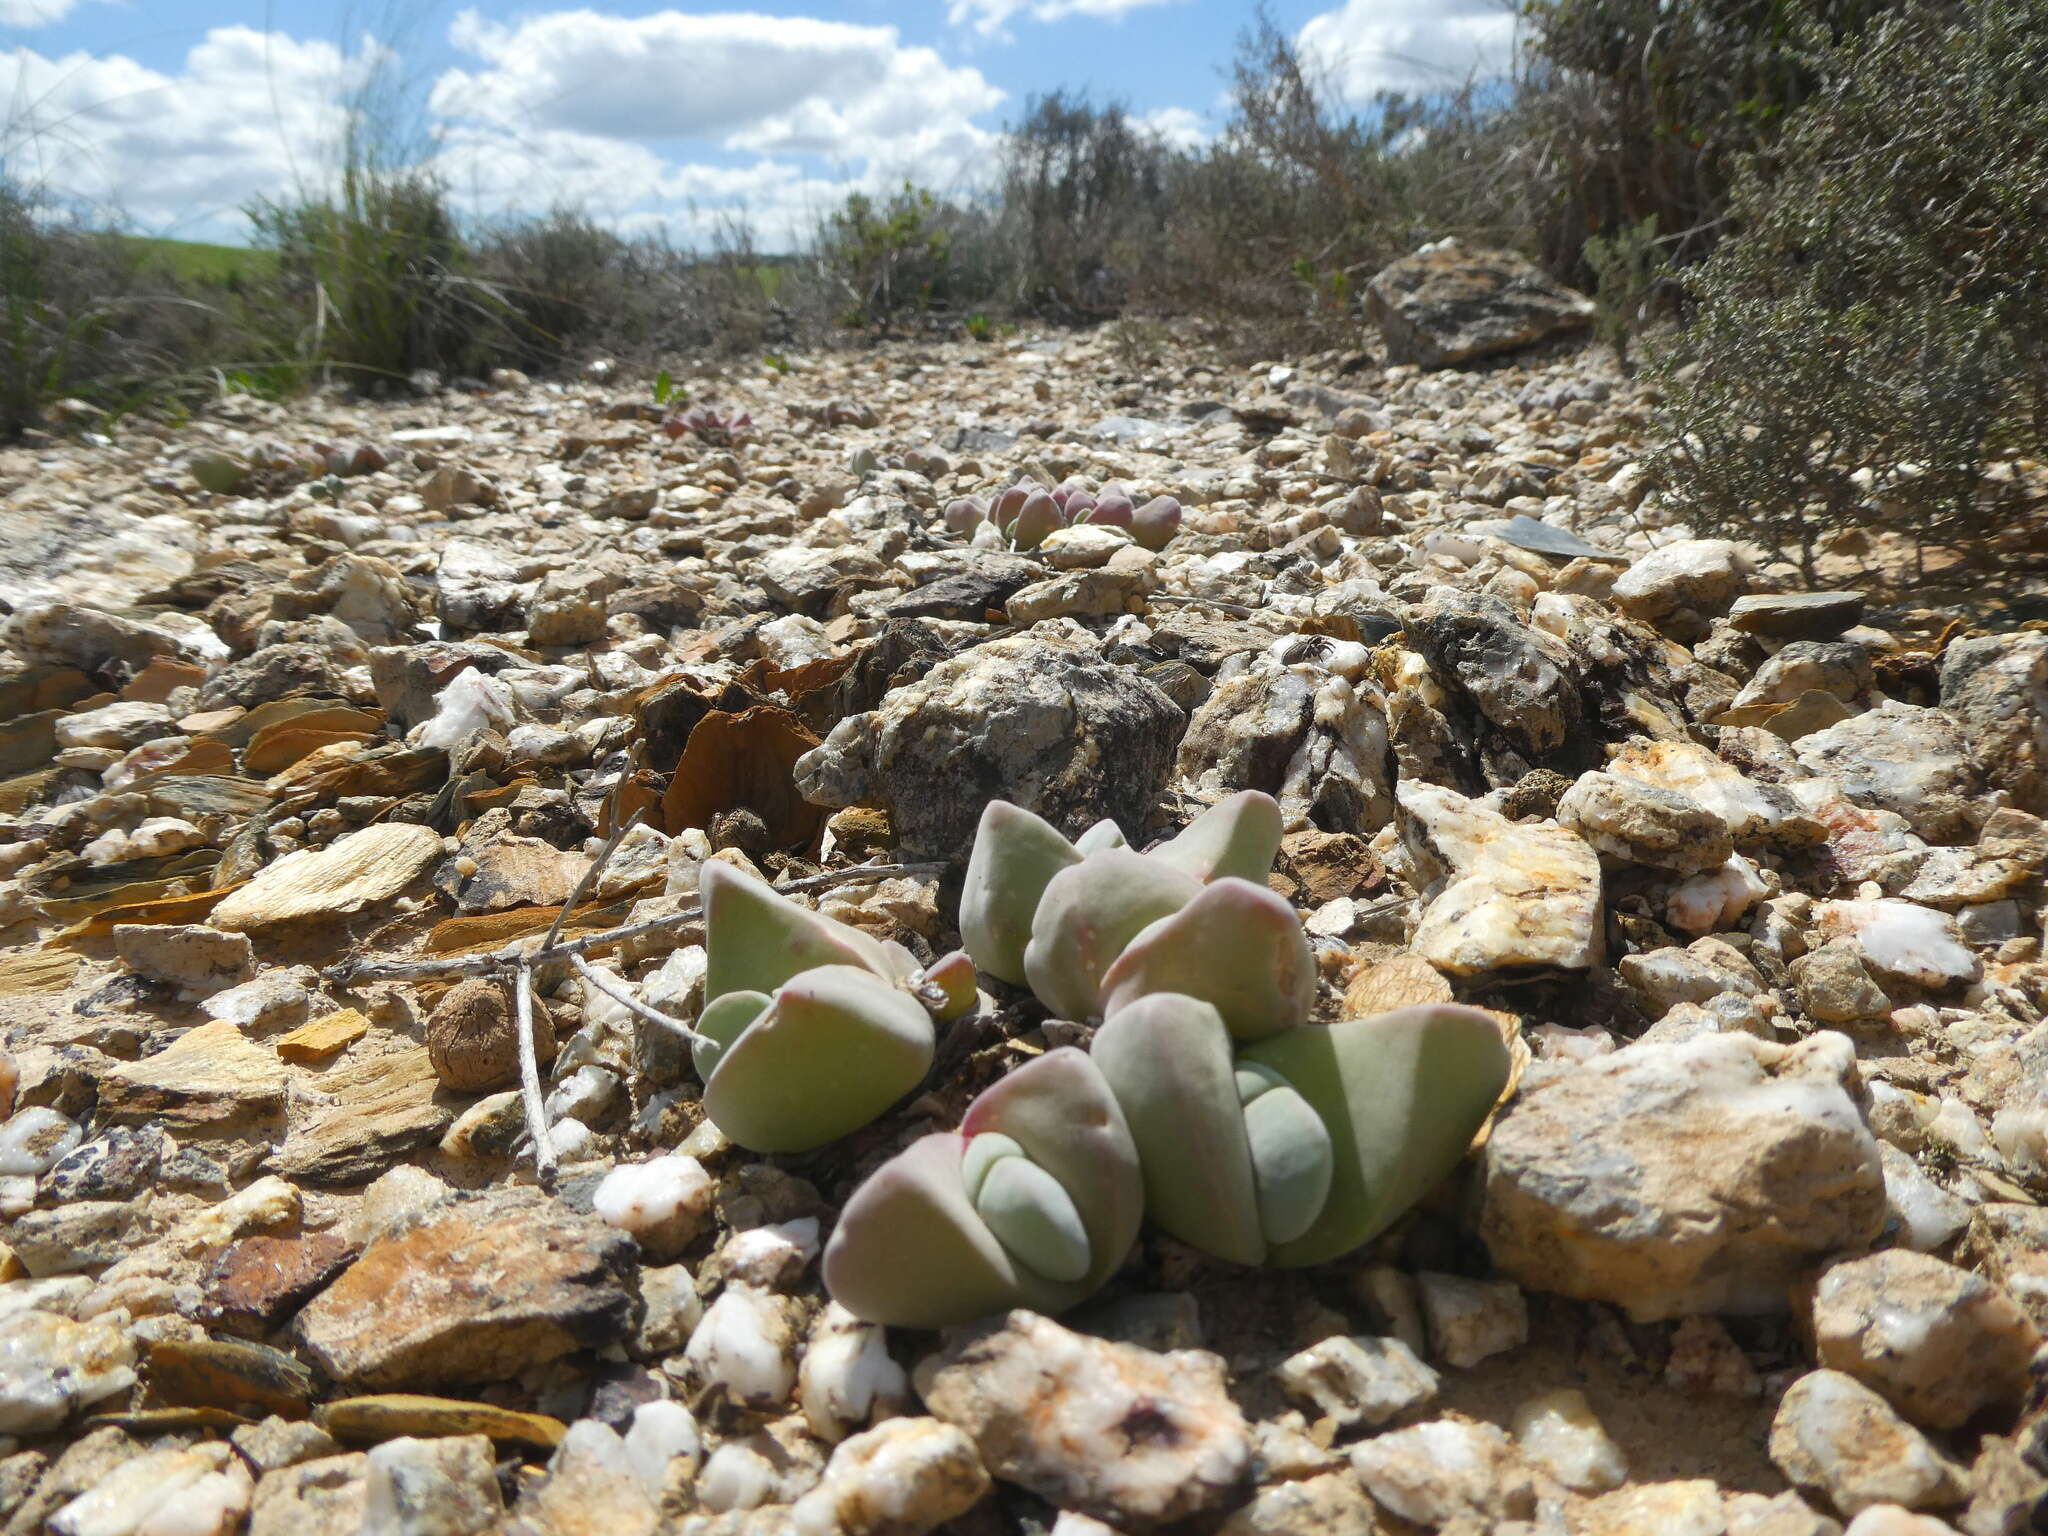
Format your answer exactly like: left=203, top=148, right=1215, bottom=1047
left=1650, top=0, right=2048, bottom=578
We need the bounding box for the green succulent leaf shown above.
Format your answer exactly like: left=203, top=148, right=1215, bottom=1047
left=1242, top=1004, right=1511, bottom=1267
left=973, top=1155, right=1092, bottom=1284
left=1241, top=1080, right=1335, bottom=1246
left=702, top=859, right=895, bottom=1003
left=1149, top=791, right=1284, bottom=884
left=1073, top=818, right=1129, bottom=855
left=822, top=1046, right=1142, bottom=1328
left=960, top=801, right=1080, bottom=986
left=1023, top=850, right=1201, bottom=1020
left=1097, top=876, right=1315, bottom=1041
left=692, top=988, right=770, bottom=1081
left=1091, top=993, right=1267, bottom=1265
left=701, top=964, right=934, bottom=1153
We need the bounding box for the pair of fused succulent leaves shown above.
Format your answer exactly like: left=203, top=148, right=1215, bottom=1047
left=943, top=479, right=1182, bottom=552
left=819, top=792, right=1512, bottom=1329
left=692, top=859, right=975, bottom=1155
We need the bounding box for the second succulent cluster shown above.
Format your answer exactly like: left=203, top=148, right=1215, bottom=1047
left=686, top=791, right=1512, bottom=1331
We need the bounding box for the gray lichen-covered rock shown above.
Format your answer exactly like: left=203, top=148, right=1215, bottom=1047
left=1480, top=1032, right=1886, bottom=1319
left=1176, top=652, right=1392, bottom=834
left=1557, top=770, right=1733, bottom=874
left=1940, top=631, right=2048, bottom=816
left=1365, top=240, right=1595, bottom=369
left=1794, top=702, right=1982, bottom=844
left=794, top=635, right=1184, bottom=860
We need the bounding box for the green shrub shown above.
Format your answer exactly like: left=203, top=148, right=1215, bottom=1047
left=0, top=182, right=231, bottom=438
left=246, top=168, right=512, bottom=386
left=1649, top=0, right=2048, bottom=579
left=817, top=183, right=957, bottom=334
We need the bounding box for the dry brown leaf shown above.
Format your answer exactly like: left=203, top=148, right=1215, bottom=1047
left=661, top=704, right=825, bottom=850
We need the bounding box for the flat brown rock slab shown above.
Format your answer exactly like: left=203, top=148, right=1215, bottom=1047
left=275, top=1008, right=368, bottom=1064
left=273, top=1048, right=452, bottom=1187
left=211, top=821, right=441, bottom=931
left=316, top=1393, right=567, bottom=1449
left=295, top=1188, right=636, bottom=1391
left=98, top=1019, right=287, bottom=1130
left=142, top=1335, right=315, bottom=1418
left=1367, top=240, right=1595, bottom=369
left=202, top=1230, right=359, bottom=1338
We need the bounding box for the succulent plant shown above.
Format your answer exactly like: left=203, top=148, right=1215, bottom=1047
left=959, top=791, right=1309, bottom=1035
left=695, top=861, right=970, bottom=1153
left=1092, top=994, right=1511, bottom=1267
left=943, top=479, right=1183, bottom=552
left=822, top=1047, right=1143, bottom=1327
left=663, top=404, right=753, bottom=444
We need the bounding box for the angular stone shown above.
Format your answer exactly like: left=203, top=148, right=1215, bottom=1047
left=1481, top=1032, right=1886, bottom=1319
left=202, top=1230, right=359, bottom=1339
left=787, top=1417, right=992, bottom=1536
left=795, top=636, right=1184, bottom=862
left=1941, top=632, right=2048, bottom=816
left=1365, top=241, right=1594, bottom=368
left=274, top=1048, right=452, bottom=1187
left=1557, top=770, right=1733, bottom=875
left=1274, top=1335, right=1438, bottom=1432
left=1611, top=540, right=1748, bottom=632
left=1215, top=1472, right=1385, bottom=1536
left=1795, top=703, right=1981, bottom=844
left=0, top=1311, right=137, bottom=1433
left=921, top=1311, right=1251, bottom=1528
left=361, top=1434, right=505, bottom=1536
left=99, top=1020, right=286, bottom=1130
left=1769, top=1370, right=1964, bottom=1518
left=212, top=822, right=443, bottom=931
left=886, top=556, right=1044, bottom=621
left=1956, top=1204, right=2048, bottom=1330
left=1811, top=1250, right=2040, bottom=1429
left=1398, top=780, right=1602, bottom=975
left=248, top=1453, right=369, bottom=1536
left=142, top=1336, right=315, bottom=1418
left=1728, top=591, right=1866, bottom=640
left=1497, top=514, right=1621, bottom=563
left=295, top=1189, right=636, bottom=1390
left=275, top=1008, right=368, bottom=1064
left=1348, top=1416, right=1537, bottom=1526
left=111, top=924, right=254, bottom=994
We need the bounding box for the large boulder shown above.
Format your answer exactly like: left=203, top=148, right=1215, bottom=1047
left=1365, top=240, right=1595, bottom=369
left=794, top=635, right=1184, bottom=860
left=1480, top=1032, right=1886, bottom=1319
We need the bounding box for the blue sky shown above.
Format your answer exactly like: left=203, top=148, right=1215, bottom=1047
left=2, top=0, right=1518, bottom=247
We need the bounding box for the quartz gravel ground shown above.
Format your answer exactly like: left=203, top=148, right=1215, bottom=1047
left=2, top=300, right=2047, bottom=1535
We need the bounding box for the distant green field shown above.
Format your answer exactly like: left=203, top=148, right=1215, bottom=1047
left=117, top=236, right=279, bottom=285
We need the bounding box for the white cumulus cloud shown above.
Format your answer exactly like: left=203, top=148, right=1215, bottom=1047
left=1, top=0, right=89, bottom=27
left=431, top=8, right=1000, bottom=174
left=1298, top=0, right=1519, bottom=101
left=1135, top=104, right=1207, bottom=152
left=947, top=0, right=1180, bottom=40
left=1, top=27, right=368, bottom=232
